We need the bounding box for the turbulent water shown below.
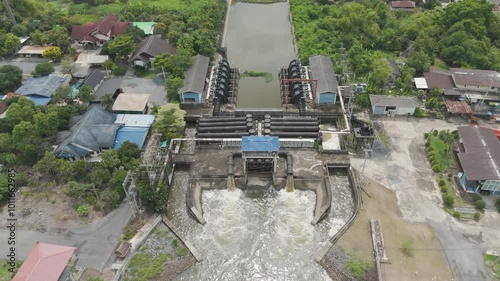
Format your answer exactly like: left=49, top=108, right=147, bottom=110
left=173, top=180, right=331, bottom=281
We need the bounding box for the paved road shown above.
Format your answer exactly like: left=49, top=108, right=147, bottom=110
left=0, top=201, right=133, bottom=269
left=0, top=58, right=62, bottom=74
left=120, top=69, right=167, bottom=105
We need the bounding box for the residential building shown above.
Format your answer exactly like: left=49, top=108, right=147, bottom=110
left=369, top=94, right=421, bottom=116
left=450, top=68, right=500, bottom=93
left=75, top=53, right=109, bottom=67
left=71, top=15, right=129, bottom=46
left=15, top=76, right=67, bottom=106
left=457, top=126, right=500, bottom=195
left=390, top=1, right=416, bottom=11
left=113, top=114, right=155, bottom=149
left=16, top=46, right=49, bottom=57
left=129, top=35, right=176, bottom=67
left=12, top=242, right=76, bottom=281
left=81, top=69, right=105, bottom=93
left=92, top=77, right=123, bottom=103
left=309, top=55, right=338, bottom=105
left=180, top=55, right=210, bottom=104
left=112, top=93, right=150, bottom=114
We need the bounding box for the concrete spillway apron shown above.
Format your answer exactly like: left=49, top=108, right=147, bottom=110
left=162, top=216, right=203, bottom=262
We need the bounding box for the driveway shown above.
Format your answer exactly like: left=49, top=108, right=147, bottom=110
left=0, top=57, right=62, bottom=74
left=0, top=201, right=133, bottom=269
left=350, top=116, right=500, bottom=280
left=120, top=69, right=167, bottom=105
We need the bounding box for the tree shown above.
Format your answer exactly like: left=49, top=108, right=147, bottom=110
left=46, top=26, right=71, bottom=53
left=355, top=93, right=371, bottom=108
left=102, top=59, right=115, bottom=73
left=166, top=77, right=184, bottom=102
left=77, top=85, right=93, bottom=103
left=100, top=149, right=121, bottom=172
left=11, top=24, right=28, bottom=37
left=90, top=164, right=111, bottom=188
left=407, top=50, right=431, bottom=75
left=61, top=56, right=76, bottom=79
left=33, top=152, right=67, bottom=181
left=153, top=103, right=186, bottom=140
left=126, top=24, right=145, bottom=43
left=0, top=175, right=9, bottom=201
left=107, top=36, right=135, bottom=61
left=52, top=86, right=72, bottom=104
left=1, top=33, right=21, bottom=56
left=13, top=121, right=38, bottom=143
left=153, top=49, right=192, bottom=78
left=34, top=111, right=60, bottom=137
left=371, top=58, right=392, bottom=88
left=426, top=97, right=443, bottom=111
left=42, top=46, right=62, bottom=62
left=32, top=62, right=55, bottom=77
left=100, top=94, right=114, bottom=111
left=68, top=160, right=90, bottom=182
left=6, top=97, right=35, bottom=125
left=0, top=65, right=23, bottom=94
left=443, top=193, right=454, bottom=207
left=117, top=141, right=141, bottom=169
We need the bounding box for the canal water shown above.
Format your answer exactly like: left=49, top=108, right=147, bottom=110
left=225, top=2, right=296, bottom=108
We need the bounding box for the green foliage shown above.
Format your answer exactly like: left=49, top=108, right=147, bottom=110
left=77, top=205, right=89, bottom=217
left=453, top=211, right=461, bottom=218
left=371, top=58, right=392, bottom=88
left=11, top=24, right=28, bottom=37
left=153, top=49, right=193, bottom=79
left=0, top=175, right=9, bottom=201
left=127, top=253, right=168, bottom=281
left=425, top=97, right=443, bottom=111
left=0, top=65, right=23, bottom=95
left=432, top=164, right=440, bottom=172
left=427, top=133, right=455, bottom=172
left=343, top=255, right=370, bottom=280
left=401, top=239, right=414, bottom=257
left=112, top=65, right=128, bottom=76
left=117, top=141, right=141, bottom=168
left=42, top=47, right=63, bottom=62
left=443, top=193, right=454, bottom=208
left=475, top=200, right=486, bottom=210
left=472, top=193, right=482, bottom=202
left=126, top=24, right=145, bottom=43
left=474, top=211, right=481, bottom=220
left=175, top=247, right=189, bottom=256
left=34, top=111, right=60, bottom=137
left=355, top=93, right=370, bottom=108
left=123, top=230, right=136, bottom=241
left=413, top=107, right=429, bottom=118
left=496, top=198, right=500, bottom=213
left=61, top=56, right=77, bottom=77
left=241, top=71, right=273, bottom=82
left=1, top=33, right=21, bottom=56
left=64, top=181, right=94, bottom=200
left=166, top=76, right=184, bottom=102
left=438, top=179, right=446, bottom=187
left=108, top=36, right=135, bottom=61
left=171, top=239, right=179, bottom=248
left=100, top=94, right=115, bottom=110
left=32, top=62, right=55, bottom=77
left=440, top=185, right=448, bottom=193
left=153, top=103, right=186, bottom=140
left=138, top=181, right=169, bottom=214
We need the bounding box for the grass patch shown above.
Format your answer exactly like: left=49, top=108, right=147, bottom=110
left=130, top=0, right=182, bottom=10
left=175, top=247, right=189, bottom=257
left=125, top=253, right=167, bottom=281
left=427, top=135, right=454, bottom=172
left=241, top=71, right=273, bottom=82
left=343, top=254, right=370, bottom=280
left=401, top=239, right=414, bottom=257
left=0, top=260, right=21, bottom=281
left=484, top=254, right=500, bottom=278
left=434, top=59, right=450, bottom=70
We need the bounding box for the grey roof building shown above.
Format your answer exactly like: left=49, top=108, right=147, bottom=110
left=93, top=77, right=123, bottom=102
left=15, top=76, right=66, bottom=106
left=369, top=94, right=421, bottom=116
left=129, top=35, right=176, bottom=66
left=179, top=55, right=210, bottom=104
left=309, top=55, right=338, bottom=104
left=54, top=106, right=121, bottom=159
left=81, top=69, right=105, bottom=92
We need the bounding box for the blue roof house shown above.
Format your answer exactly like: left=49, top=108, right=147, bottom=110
left=15, top=76, right=66, bottom=106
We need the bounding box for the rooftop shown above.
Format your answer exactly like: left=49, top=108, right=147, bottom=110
left=445, top=100, right=473, bottom=114
left=115, top=114, right=155, bottom=127
left=12, top=242, right=75, bottom=281
left=15, top=76, right=66, bottom=105
left=423, top=71, right=456, bottom=89
left=180, top=55, right=209, bottom=95
left=391, top=1, right=416, bottom=8
left=241, top=136, right=280, bottom=152
left=71, top=15, right=129, bottom=43
left=309, top=55, right=338, bottom=95
left=76, top=54, right=109, bottom=66
left=82, top=69, right=105, bottom=89
left=413, top=77, right=428, bottom=89
left=451, top=68, right=500, bottom=88
left=457, top=126, right=500, bottom=181
left=129, top=35, right=176, bottom=63
left=112, top=93, right=150, bottom=112
left=17, top=45, right=48, bottom=55
left=369, top=94, right=421, bottom=108
left=94, top=77, right=123, bottom=102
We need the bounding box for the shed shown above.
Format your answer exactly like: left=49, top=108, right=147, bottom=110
left=112, top=93, right=150, bottom=114
left=12, top=242, right=76, bottom=281
left=180, top=55, right=209, bottom=104
left=129, top=35, right=176, bottom=66
left=369, top=94, right=421, bottom=116
left=309, top=55, right=338, bottom=105
left=15, top=76, right=66, bottom=106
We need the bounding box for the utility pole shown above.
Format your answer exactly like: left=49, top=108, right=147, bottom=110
left=2, top=0, right=16, bottom=25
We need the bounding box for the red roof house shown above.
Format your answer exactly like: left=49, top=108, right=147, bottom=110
left=12, top=242, right=76, bottom=281
left=71, top=15, right=129, bottom=45
left=390, top=1, right=416, bottom=10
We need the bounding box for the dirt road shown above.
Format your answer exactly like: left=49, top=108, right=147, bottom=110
left=350, top=116, right=500, bottom=280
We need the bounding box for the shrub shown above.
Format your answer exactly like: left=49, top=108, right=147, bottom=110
left=475, top=200, right=486, bottom=210
left=432, top=165, right=440, bottom=172
left=77, top=205, right=89, bottom=217
left=438, top=179, right=446, bottom=187
left=425, top=141, right=430, bottom=147
left=452, top=211, right=461, bottom=218
left=471, top=194, right=482, bottom=202
left=432, top=130, right=439, bottom=136
left=474, top=212, right=481, bottom=220
left=423, top=132, right=430, bottom=139
left=440, top=186, right=448, bottom=193
left=401, top=240, right=414, bottom=257
left=428, top=151, right=436, bottom=157
left=112, top=65, right=127, bottom=76
left=443, top=194, right=454, bottom=207
left=429, top=156, right=436, bottom=163
left=496, top=198, right=500, bottom=213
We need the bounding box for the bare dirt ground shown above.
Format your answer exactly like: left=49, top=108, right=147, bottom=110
left=338, top=179, right=454, bottom=281
left=350, top=115, right=500, bottom=281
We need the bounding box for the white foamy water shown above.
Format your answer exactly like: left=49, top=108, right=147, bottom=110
left=175, top=187, right=331, bottom=281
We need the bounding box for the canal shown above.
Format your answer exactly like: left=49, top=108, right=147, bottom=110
left=224, top=1, right=296, bottom=108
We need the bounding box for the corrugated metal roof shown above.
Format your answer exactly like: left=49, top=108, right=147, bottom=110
left=309, top=55, right=338, bottom=95
left=112, top=93, right=150, bottom=112
left=12, top=242, right=75, bottom=281
left=180, top=55, right=209, bottom=96
left=115, top=114, right=155, bottom=127
left=113, top=126, right=149, bottom=150
left=15, top=76, right=66, bottom=98
left=445, top=100, right=473, bottom=114
left=94, top=78, right=123, bottom=101
left=129, top=35, right=176, bottom=63
left=369, top=95, right=421, bottom=108
left=241, top=136, right=280, bottom=152
left=423, top=71, right=456, bottom=89
left=414, top=77, right=428, bottom=89
left=451, top=68, right=500, bottom=88
left=82, top=69, right=104, bottom=89
left=457, top=126, right=500, bottom=180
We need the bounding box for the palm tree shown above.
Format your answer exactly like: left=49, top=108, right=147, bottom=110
left=100, top=94, right=114, bottom=111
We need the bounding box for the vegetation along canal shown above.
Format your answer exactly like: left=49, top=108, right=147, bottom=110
left=225, top=1, right=296, bottom=108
